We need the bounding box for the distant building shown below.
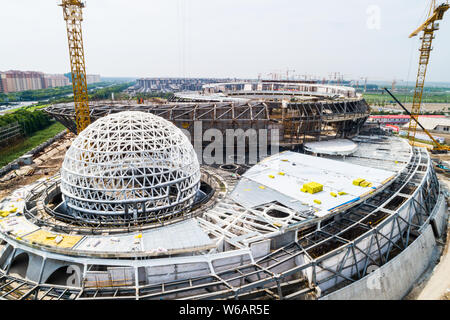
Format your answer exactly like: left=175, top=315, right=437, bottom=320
left=63, top=73, right=102, bottom=85
left=134, top=78, right=229, bottom=93
left=0, top=70, right=72, bottom=93
left=44, top=74, right=70, bottom=88
left=402, top=117, right=450, bottom=134
left=0, top=70, right=45, bottom=93
left=0, top=74, right=4, bottom=94
left=86, top=74, right=101, bottom=84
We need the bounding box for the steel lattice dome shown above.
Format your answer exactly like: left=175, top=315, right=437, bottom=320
left=60, top=111, right=201, bottom=224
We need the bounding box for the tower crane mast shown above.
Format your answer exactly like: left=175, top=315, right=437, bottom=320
left=60, top=0, right=90, bottom=134
left=408, top=1, right=449, bottom=146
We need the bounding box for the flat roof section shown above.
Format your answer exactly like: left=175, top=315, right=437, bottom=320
left=73, top=219, right=214, bottom=255
left=339, top=136, right=411, bottom=172
left=233, top=151, right=396, bottom=217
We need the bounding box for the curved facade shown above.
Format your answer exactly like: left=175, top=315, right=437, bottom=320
left=45, top=99, right=370, bottom=148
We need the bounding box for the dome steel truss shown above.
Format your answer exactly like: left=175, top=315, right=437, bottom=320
left=60, top=111, right=201, bottom=225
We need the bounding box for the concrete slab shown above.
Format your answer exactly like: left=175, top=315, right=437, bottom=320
left=74, top=219, right=214, bottom=254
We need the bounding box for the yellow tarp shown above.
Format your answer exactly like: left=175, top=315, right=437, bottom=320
left=0, top=211, right=10, bottom=218
left=24, top=229, right=82, bottom=249
left=0, top=207, right=17, bottom=217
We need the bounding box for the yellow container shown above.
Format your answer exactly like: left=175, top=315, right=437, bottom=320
left=314, top=199, right=322, bottom=205
left=303, top=182, right=323, bottom=194
left=360, top=180, right=371, bottom=188
left=353, top=178, right=365, bottom=186
left=278, top=172, right=285, bottom=176
left=268, top=174, right=275, bottom=179
left=338, top=191, right=347, bottom=196
left=330, top=192, right=337, bottom=197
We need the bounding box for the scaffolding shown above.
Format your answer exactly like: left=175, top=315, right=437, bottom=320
left=44, top=99, right=370, bottom=147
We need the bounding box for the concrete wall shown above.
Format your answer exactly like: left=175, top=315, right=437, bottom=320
left=320, top=192, right=447, bottom=300
left=320, top=224, right=437, bottom=300
left=431, top=195, right=449, bottom=238
left=316, top=166, right=447, bottom=299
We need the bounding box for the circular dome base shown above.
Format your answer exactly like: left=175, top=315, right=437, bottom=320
left=25, top=171, right=219, bottom=234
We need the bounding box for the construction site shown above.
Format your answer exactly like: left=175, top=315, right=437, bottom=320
left=0, top=1, right=449, bottom=301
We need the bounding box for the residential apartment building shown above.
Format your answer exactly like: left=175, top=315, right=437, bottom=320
left=0, top=70, right=45, bottom=93
left=44, top=74, right=70, bottom=88
left=0, top=70, right=72, bottom=93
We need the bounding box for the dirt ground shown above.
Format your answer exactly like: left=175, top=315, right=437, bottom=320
left=415, top=224, right=450, bottom=300
left=406, top=174, right=450, bottom=300
left=0, top=133, right=74, bottom=199
left=431, top=152, right=450, bottom=165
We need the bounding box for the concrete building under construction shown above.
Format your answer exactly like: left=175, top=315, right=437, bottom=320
left=45, top=81, right=370, bottom=151
left=0, top=81, right=447, bottom=300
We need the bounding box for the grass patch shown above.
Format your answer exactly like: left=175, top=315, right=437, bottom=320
left=363, top=92, right=450, bottom=105
left=0, top=122, right=65, bottom=167
left=26, top=104, right=49, bottom=112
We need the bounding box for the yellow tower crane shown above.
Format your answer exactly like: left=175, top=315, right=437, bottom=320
left=407, top=1, right=449, bottom=146
left=60, top=0, right=90, bottom=134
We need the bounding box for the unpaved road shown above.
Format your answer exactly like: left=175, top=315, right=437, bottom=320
left=415, top=175, right=450, bottom=300
left=416, top=225, right=450, bottom=300
left=0, top=134, right=73, bottom=199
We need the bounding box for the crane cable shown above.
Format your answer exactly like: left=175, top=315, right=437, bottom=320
left=177, top=0, right=189, bottom=79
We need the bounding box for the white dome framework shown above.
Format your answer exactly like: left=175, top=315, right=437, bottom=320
left=60, top=111, right=201, bottom=225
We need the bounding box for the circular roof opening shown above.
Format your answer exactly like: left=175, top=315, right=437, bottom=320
left=220, top=164, right=239, bottom=171
left=266, top=209, right=290, bottom=219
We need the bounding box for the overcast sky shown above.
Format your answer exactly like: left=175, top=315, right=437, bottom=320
left=1, top=0, right=449, bottom=83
